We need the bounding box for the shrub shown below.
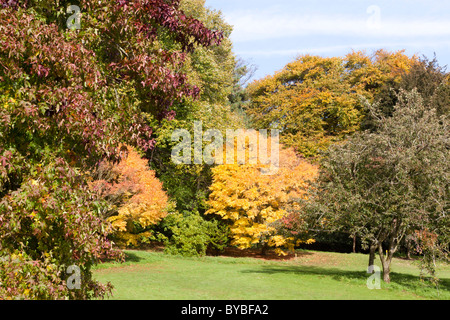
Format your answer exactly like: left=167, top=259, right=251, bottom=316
left=161, top=212, right=230, bottom=257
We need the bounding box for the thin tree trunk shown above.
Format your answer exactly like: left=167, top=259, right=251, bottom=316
left=378, top=243, right=395, bottom=283
left=377, top=219, right=403, bottom=283
left=406, top=245, right=411, bottom=260
left=368, top=244, right=377, bottom=271
left=352, top=234, right=356, bottom=253
left=405, top=236, right=412, bottom=260
left=382, top=258, right=391, bottom=283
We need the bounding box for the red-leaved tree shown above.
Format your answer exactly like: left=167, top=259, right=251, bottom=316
left=0, top=0, right=223, bottom=299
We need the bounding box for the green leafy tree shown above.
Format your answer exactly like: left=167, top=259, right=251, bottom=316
left=148, top=0, right=247, bottom=214
left=305, top=90, right=449, bottom=283
left=180, top=0, right=236, bottom=106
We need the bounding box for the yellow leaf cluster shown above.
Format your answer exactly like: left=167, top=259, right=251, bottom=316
left=206, top=133, right=318, bottom=254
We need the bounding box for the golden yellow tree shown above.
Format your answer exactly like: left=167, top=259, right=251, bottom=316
left=206, top=132, right=318, bottom=255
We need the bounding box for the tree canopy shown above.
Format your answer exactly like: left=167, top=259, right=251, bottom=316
left=206, top=131, right=318, bottom=255
left=245, top=50, right=417, bottom=157
left=0, top=0, right=225, bottom=299
left=304, top=90, right=449, bottom=283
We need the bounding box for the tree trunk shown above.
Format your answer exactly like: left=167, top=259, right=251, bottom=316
left=368, top=244, right=377, bottom=272
left=352, top=234, right=356, bottom=253
left=261, top=242, right=269, bottom=256
left=381, top=258, right=391, bottom=283
left=378, top=243, right=394, bottom=283
left=377, top=219, right=403, bottom=283
left=405, top=236, right=412, bottom=260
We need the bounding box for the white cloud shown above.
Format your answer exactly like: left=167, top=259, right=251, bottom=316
left=238, top=40, right=450, bottom=57
left=227, top=11, right=450, bottom=42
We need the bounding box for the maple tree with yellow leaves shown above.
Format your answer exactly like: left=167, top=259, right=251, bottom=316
left=206, top=132, right=318, bottom=255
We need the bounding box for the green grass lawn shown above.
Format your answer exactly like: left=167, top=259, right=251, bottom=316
left=93, top=249, right=450, bottom=300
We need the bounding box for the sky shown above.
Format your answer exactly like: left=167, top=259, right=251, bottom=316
left=204, top=0, right=450, bottom=82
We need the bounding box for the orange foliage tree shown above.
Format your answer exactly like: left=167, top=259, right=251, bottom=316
left=90, top=146, right=169, bottom=247
left=205, top=131, right=318, bottom=255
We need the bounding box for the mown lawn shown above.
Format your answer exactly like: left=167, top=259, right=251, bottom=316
left=93, top=249, right=450, bottom=300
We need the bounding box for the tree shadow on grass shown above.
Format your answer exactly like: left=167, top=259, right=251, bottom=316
left=240, top=265, right=450, bottom=296
left=216, top=247, right=314, bottom=261
left=124, top=251, right=144, bottom=263
left=242, top=265, right=367, bottom=282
